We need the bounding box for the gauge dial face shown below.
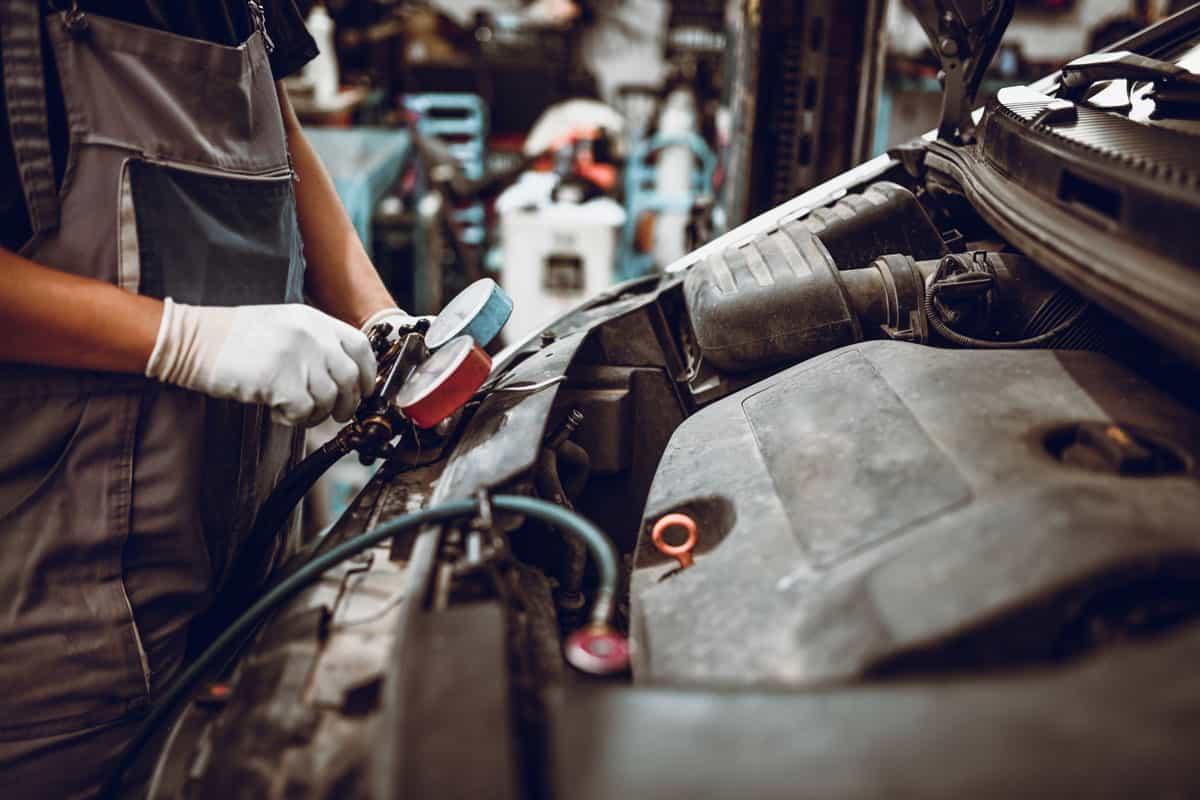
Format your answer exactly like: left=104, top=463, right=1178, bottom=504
left=425, top=278, right=512, bottom=350
left=393, top=336, right=491, bottom=427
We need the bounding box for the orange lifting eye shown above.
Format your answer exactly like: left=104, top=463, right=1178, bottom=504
left=652, top=512, right=698, bottom=569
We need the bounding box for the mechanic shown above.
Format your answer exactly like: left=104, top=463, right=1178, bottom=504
left=0, top=1, right=416, bottom=795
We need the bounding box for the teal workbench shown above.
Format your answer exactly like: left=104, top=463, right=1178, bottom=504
left=303, top=127, right=411, bottom=248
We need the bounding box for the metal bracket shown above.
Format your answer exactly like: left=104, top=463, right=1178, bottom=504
left=902, top=0, right=1016, bottom=144
left=473, top=488, right=494, bottom=532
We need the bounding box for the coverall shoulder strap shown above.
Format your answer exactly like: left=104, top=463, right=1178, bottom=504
left=0, top=0, right=60, bottom=235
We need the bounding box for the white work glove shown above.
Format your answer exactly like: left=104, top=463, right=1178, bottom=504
left=360, top=307, right=434, bottom=340
left=146, top=298, right=377, bottom=428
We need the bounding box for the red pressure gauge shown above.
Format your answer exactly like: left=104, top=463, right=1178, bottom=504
left=392, top=336, right=492, bottom=428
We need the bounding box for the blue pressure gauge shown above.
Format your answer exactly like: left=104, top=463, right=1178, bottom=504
left=425, top=278, right=513, bottom=351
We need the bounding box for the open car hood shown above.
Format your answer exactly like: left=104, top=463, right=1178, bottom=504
left=902, top=0, right=1016, bottom=142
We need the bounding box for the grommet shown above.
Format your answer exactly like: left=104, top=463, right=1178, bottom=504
left=565, top=624, right=630, bottom=675
left=652, top=512, right=698, bottom=569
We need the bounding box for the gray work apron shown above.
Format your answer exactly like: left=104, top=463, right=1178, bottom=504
left=0, top=7, right=305, bottom=797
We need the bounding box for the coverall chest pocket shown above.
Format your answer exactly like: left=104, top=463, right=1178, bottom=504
left=127, top=158, right=306, bottom=307
left=0, top=387, right=152, bottom=740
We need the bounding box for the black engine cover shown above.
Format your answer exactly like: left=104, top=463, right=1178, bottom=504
left=631, top=341, right=1200, bottom=685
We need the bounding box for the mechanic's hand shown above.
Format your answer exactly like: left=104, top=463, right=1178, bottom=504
left=146, top=298, right=377, bottom=427
left=360, top=307, right=434, bottom=342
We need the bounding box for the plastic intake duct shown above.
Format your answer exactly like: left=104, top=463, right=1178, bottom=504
left=799, top=181, right=946, bottom=268
left=684, top=220, right=938, bottom=373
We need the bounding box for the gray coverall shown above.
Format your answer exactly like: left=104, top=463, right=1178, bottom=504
left=0, top=5, right=303, bottom=796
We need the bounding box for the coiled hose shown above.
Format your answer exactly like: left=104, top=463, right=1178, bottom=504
left=104, top=494, right=619, bottom=797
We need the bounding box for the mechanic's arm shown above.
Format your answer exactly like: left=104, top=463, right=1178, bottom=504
left=0, top=246, right=374, bottom=426
left=278, top=83, right=408, bottom=330
left=0, top=248, right=162, bottom=372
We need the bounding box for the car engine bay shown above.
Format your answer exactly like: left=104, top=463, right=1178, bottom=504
left=132, top=3, right=1200, bottom=798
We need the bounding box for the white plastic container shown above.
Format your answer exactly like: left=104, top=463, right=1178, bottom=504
left=497, top=173, right=626, bottom=342
left=303, top=4, right=339, bottom=105
left=653, top=88, right=698, bottom=267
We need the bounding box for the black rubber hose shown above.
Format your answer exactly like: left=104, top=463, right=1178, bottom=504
left=536, top=441, right=592, bottom=605
left=252, top=437, right=351, bottom=549
left=194, top=437, right=351, bottom=644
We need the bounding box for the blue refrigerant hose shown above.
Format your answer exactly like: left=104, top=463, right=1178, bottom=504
left=105, top=494, right=619, bottom=797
